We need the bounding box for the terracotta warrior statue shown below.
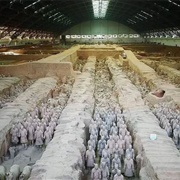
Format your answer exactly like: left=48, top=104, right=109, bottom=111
left=91, top=163, right=101, bottom=180
left=85, top=146, right=96, bottom=169
left=113, top=170, right=124, bottom=180
left=124, top=154, right=134, bottom=177
left=19, top=125, right=28, bottom=148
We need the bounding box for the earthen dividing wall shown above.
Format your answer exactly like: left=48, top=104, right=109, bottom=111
left=0, top=62, right=73, bottom=79
left=141, top=60, right=180, bottom=85
left=77, top=49, right=122, bottom=59
left=0, top=77, right=57, bottom=162
left=0, top=46, right=80, bottom=78
left=125, top=50, right=158, bottom=84
left=0, top=54, right=48, bottom=61
left=0, top=77, right=20, bottom=94
left=122, top=44, right=180, bottom=56
left=107, top=57, right=180, bottom=180
left=124, top=50, right=180, bottom=107
left=29, top=56, right=96, bottom=179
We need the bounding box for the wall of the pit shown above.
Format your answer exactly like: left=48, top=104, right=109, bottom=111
left=145, top=38, right=180, bottom=47
left=62, top=20, right=145, bottom=43
left=0, top=38, right=52, bottom=46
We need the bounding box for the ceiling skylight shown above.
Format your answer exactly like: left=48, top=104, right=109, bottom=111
left=127, top=19, right=136, bottom=24
left=141, top=10, right=153, bottom=17
left=168, top=0, right=180, bottom=7
left=24, top=0, right=41, bottom=10
left=92, top=0, right=110, bottom=18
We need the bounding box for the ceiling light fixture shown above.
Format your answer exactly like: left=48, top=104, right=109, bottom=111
left=92, top=0, right=110, bottom=18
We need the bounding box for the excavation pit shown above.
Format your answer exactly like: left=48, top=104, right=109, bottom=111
left=0, top=45, right=179, bottom=180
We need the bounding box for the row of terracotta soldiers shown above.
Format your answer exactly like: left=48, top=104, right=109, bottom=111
left=10, top=103, right=60, bottom=148
left=86, top=108, right=135, bottom=180
left=0, top=79, right=34, bottom=109
left=153, top=102, right=180, bottom=147
left=9, top=76, right=74, bottom=149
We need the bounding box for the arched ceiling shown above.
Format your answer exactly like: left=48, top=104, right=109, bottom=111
left=0, top=0, right=180, bottom=38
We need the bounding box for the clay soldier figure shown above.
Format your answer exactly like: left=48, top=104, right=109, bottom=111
left=119, top=125, right=126, bottom=139
left=113, top=143, right=121, bottom=158
left=49, top=121, right=55, bottom=137
left=117, top=135, right=125, bottom=158
left=112, top=154, right=121, bottom=169
left=22, top=119, right=29, bottom=130
left=91, top=163, right=101, bottom=180
left=102, top=145, right=110, bottom=159
left=51, top=120, right=57, bottom=131
left=100, top=152, right=110, bottom=169
left=165, top=122, right=172, bottom=137
left=44, top=127, right=52, bottom=146
left=112, top=132, right=119, bottom=143
left=100, top=126, right=109, bottom=141
left=17, top=122, right=22, bottom=133
left=26, top=113, right=33, bottom=123
left=89, top=120, right=95, bottom=134
left=95, top=114, right=102, bottom=128
left=34, top=126, right=44, bottom=149
left=27, top=123, right=35, bottom=145
left=19, top=125, right=28, bottom=149
left=125, top=145, right=135, bottom=160
left=124, top=154, right=134, bottom=177
left=117, top=119, right=123, bottom=129
left=91, top=129, right=98, bottom=144
left=172, top=118, right=178, bottom=130
left=160, top=116, right=168, bottom=129
left=98, top=136, right=106, bottom=157
left=173, top=124, right=180, bottom=145
left=32, top=119, right=38, bottom=131
left=107, top=135, right=115, bottom=156
left=88, top=135, right=96, bottom=150
left=85, top=146, right=96, bottom=169
left=31, top=109, right=36, bottom=119
left=35, top=107, right=39, bottom=118
left=101, top=161, right=109, bottom=180
left=124, top=132, right=132, bottom=150
left=40, top=103, right=46, bottom=118
left=106, top=115, right=113, bottom=133
left=111, top=164, right=119, bottom=179
left=113, top=170, right=124, bottom=180
left=10, top=125, right=19, bottom=146
left=40, top=123, right=45, bottom=133
left=110, top=123, right=118, bottom=135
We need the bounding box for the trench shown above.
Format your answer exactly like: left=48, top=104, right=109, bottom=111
left=0, top=77, right=35, bottom=109
left=123, top=67, right=180, bottom=151
left=73, top=58, right=87, bottom=72
left=141, top=60, right=180, bottom=88
left=83, top=59, right=139, bottom=180
left=0, top=76, right=74, bottom=174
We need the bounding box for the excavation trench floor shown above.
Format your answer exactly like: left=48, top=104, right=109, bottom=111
left=84, top=59, right=139, bottom=180
left=0, top=76, right=74, bottom=178
left=83, top=170, right=139, bottom=180
left=2, top=145, right=43, bottom=171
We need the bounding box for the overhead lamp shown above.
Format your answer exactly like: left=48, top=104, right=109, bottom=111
left=92, top=0, right=110, bottom=18
left=141, top=10, right=153, bottom=17
left=127, top=19, right=136, bottom=24
left=137, top=13, right=148, bottom=19
left=134, top=16, right=143, bottom=21
left=24, top=0, right=41, bottom=9
left=168, top=0, right=180, bottom=7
